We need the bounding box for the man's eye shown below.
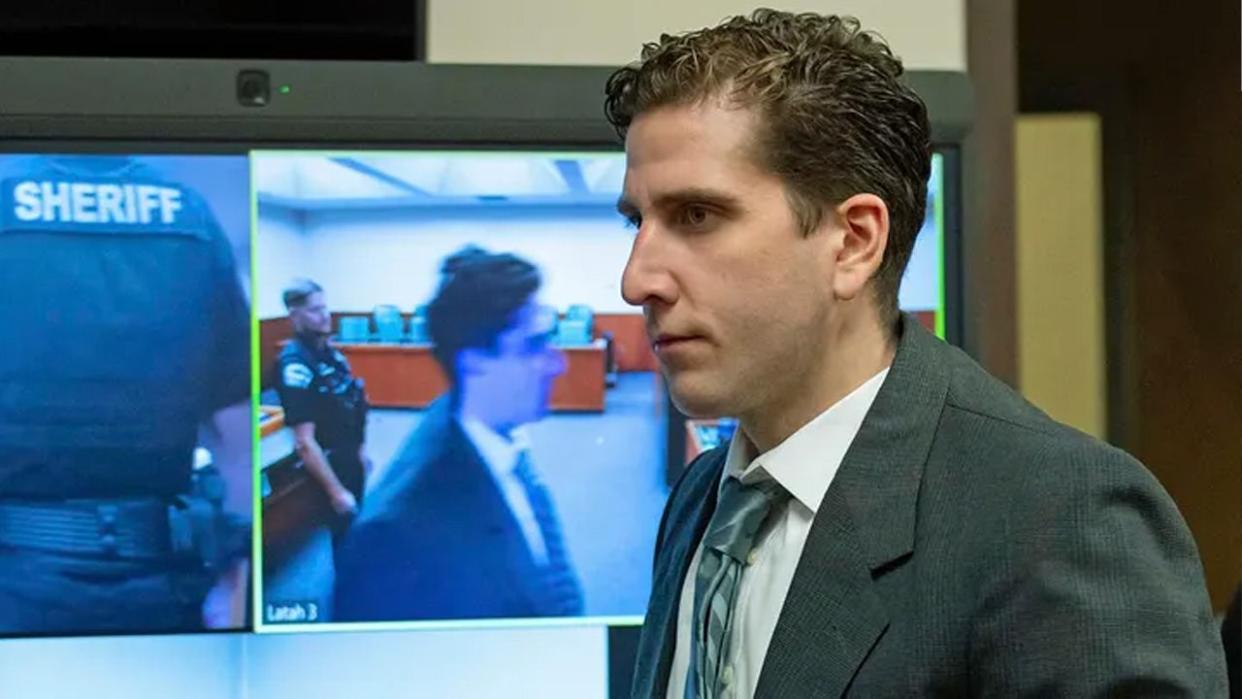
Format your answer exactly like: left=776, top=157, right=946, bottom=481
left=679, top=205, right=712, bottom=227
left=624, top=214, right=642, bottom=229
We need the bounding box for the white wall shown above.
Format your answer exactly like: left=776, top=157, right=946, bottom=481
left=428, top=0, right=965, bottom=71
left=256, top=203, right=313, bottom=319
left=244, top=626, right=608, bottom=699
left=0, top=627, right=608, bottom=699
left=256, top=205, right=636, bottom=319
left=0, top=634, right=242, bottom=699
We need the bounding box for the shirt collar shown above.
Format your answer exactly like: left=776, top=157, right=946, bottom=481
left=722, top=367, right=891, bottom=513
left=458, top=415, right=530, bottom=478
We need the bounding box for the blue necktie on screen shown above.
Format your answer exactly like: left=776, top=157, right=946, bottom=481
left=685, top=476, right=789, bottom=699
left=513, top=450, right=585, bottom=617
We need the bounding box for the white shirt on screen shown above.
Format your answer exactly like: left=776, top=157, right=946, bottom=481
left=458, top=417, right=549, bottom=566
left=666, top=367, right=890, bottom=699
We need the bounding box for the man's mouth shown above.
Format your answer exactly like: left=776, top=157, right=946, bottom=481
left=652, top=334, right=703, bottom=352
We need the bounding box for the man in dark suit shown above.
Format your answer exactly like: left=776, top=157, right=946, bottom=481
left=607, top=10, right=1227, bottom=697
left=333, top=246, right=584, bottom=622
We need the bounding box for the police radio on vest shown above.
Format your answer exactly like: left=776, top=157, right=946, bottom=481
left=11, top=180, right=183, bottom=225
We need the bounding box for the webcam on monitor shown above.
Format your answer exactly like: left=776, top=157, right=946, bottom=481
left=237, top=70, right=271, bottom=108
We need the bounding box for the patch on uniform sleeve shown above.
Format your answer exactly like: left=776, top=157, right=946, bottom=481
left=283, top=362, right=314, bottom=389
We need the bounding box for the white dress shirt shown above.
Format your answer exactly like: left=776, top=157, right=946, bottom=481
left=666, top=367, right=890, bottom=699
left=458, top=417, right=549, bottom=565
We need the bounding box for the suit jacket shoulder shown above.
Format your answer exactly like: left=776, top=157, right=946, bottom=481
left=931, top=333, right=1182, bottom=527
left=890, top=324, right=1228, bottom=696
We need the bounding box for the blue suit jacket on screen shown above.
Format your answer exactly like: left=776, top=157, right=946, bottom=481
left=333, top=397, right=559, bottom=622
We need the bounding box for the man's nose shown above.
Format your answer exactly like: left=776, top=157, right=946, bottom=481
left=621, top=223, right=678, bottom=308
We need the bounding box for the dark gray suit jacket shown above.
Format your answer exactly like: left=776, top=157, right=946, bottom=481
left=634, top=316, right=1227, bottom=697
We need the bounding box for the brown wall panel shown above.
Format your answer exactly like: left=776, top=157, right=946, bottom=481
left=1018, top=0, right=1242, bottom=610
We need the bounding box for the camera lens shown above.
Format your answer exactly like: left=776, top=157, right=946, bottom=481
left=237, top=70, right=270, bottom=107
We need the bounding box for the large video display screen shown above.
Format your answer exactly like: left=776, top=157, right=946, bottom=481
left=0, top=146, right=951, bottom=696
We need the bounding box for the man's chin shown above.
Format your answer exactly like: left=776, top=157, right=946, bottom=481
left=666, top=381, right=732, bottom=420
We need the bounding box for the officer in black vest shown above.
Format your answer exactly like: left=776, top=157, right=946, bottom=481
left=275, top=280, right=370, bottom=540
left=0, top=154, right=252, bottom=634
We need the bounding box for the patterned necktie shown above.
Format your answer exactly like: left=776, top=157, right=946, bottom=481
left=686, top=476, right=789, bottom=699
left=513, top=450, right=585, bottom=617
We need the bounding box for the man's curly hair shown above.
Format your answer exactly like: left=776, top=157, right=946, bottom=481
left=604, top=9, right=931, bottom=328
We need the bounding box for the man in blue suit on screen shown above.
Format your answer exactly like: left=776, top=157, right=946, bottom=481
left=333, top=245, right=584, bottom=622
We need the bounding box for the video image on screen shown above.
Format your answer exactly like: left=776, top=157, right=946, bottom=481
left=253, top=149, right=947, bottom=632
left=254, top=150, right=667, bottom=629
left=0, top=152, right=254, bottom=637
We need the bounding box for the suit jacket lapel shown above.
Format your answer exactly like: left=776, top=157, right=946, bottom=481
left=441, top=410, right=549, bottom=608
left=634, top=449, right=726, bottom=699
left=755, top=316, right=950, bottom=698
left=754, top=485, right=890, bottom=698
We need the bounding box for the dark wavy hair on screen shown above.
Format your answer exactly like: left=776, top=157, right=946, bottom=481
left=427, top=245, right=541, bottom=385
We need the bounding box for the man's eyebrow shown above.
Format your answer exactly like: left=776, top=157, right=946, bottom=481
left=616, top=188, right=743, bottom=218
left=651, top=187, right=743, bottom=211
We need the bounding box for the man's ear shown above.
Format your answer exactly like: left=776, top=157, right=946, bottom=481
left=831, top=193, right=889, bottom=301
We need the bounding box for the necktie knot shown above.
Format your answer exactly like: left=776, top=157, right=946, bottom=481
left=703, top=476, right=788, bottom=564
